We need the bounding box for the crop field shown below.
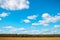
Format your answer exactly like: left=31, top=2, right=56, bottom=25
left=0, top=37, right=60, bottom=40
left=0, top=34, right=60, bottom=40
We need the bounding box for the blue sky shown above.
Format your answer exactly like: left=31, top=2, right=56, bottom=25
left=0, top=0, right=60, bottom=34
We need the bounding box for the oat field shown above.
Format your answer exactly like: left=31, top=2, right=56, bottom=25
left=0, top=37, right=60, bottom=40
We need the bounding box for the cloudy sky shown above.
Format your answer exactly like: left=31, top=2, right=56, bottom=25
left=0, top=0, right=60, bottom=34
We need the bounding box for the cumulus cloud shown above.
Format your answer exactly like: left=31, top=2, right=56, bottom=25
left=40, top=25, right=60, bottom=34
left=0, top=30, right=4, bottom=34
left=0, top=0, right=30, bottom=10
left=18, top=28, right=26, bottom=31
left=23, top=19, right=30, bottom=23
left=42, top=13, right=60, bottom=23
left=4, top=26, right=27, bottom=34
left=4, top=26, right=17, bottom=33
left=32, top=13, right=60, bottom=26
left=2, top=25, right=60, bottom=34
left=40, top=29, right=56, bottom=34
left=31, top=30, right=40, bottom=34
left=0, top=12, right=9, bottom=17
left=23, top=15, right=37, bottom=24
left=0, top=12, right=9, bottom=21
left=32, top=23, right=40, bottom=26
left=54, top=25, right=60, bottom=28
left=27, top=15, right=37, bottom=20
left=0, top=30, right=2, bottom=32
left=0, top=18, right=2, bottom=20
left=42, top=13, right=51, bottom=19
left=4, top=26, right=13, bottom=29
left=32, top=30, right=40, bottom=32
left=38, top=20, right=49, bottom=26
left=54, top=30, right=60, bottom=34
left=41, top=29, right=50, bottom=33
left=32, top=20, right=49, bottom=26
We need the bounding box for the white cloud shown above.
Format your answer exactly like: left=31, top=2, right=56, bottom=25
left=18, top=28, right=26, bottom=31
left=54, top=16, right=60, bottom=22
left=2, top=25, right=60, bottom=34
left=4, top=26, right=13, bottom=29
left=4, top=26, right=27, bottom=34
left=23, top=15, right=37, bottom=24
left=0, top=18, right=2, bottom=20
left=0, top=30, right=2, bottom=32
left=54, top=30, right=60, bottom=34
left=9, top=28, right=17, bottom=33
left=42, top=13, right=60, bottom=23
left=41, top=29, right=50, bottom=33
left=0, top=0, right=30, bottom=10
left=32, top=20, right=49, bottom=26
left=39, top=25, right=60, bottom=34
left=0, top=12, right=9, bottom=21
left=0, top=12, right=9, bottom=17
left=54, top=25, right=60, bottom=28
left=40, top=13, right=60, bottom=26
left=4, top=26, right=17, bottom=33
left=42, top=13, right=51, bottom=19
left=27, top=15, right=37, bottom=20
left=31, top=30, right=40, bottom=34
left=42, top=23, right=48, bottom=26
left=32, top=13, right=60, bottom=26
left=23, top=19, right=30, bottom=23
left=38, top=20, right=49, bottom=26
left=0, top=30, right=4, bottom=34
left=32, top=23, right=40, bottom=26
left=32, top=30, right=40, bottom=32
left=57, top=13, right=60, bottom=15
left=40, top=29, right=57, bottom=34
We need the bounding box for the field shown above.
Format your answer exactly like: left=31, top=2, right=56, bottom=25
left=0, top=37, right=60, bottom=40
left=0, top=34, right=60, bottom=40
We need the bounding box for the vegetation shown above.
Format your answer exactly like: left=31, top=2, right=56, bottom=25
left=0, top=34, right=60, bottom=37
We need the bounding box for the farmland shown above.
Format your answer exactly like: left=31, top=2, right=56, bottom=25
left=0, top=34, right=60, bottom=40
left=0, top=37, right=60, bottom=40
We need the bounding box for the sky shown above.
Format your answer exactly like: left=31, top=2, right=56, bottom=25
left=0, top=0, right=60, bottom=34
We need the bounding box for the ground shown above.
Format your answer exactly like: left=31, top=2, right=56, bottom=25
left=0, top=37, right=60, bottom=40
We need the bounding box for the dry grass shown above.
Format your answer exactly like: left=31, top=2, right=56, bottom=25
left=0, top=37, right=60, bottom=40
